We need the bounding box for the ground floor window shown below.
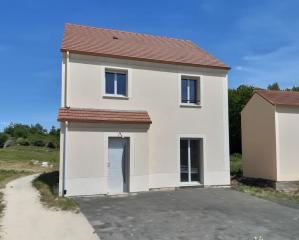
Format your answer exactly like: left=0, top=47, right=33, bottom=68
left=180, top=139, right=201, bottom=183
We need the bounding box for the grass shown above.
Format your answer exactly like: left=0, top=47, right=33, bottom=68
left=0, top=145, right=59, bottom=172
left=0, top=169, right=31, bottom=215
left=32, top=171, right=79, bottom=212
left=230, top=153, right=299, bottom=205
left=234, top=181, right=299, bottom=205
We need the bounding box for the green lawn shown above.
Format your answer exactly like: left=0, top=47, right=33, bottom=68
left=0, top=145, right=76, bottom=212
left=0, top=145, right=58, bottom=163
left=0, top=146, right=59, bottom=172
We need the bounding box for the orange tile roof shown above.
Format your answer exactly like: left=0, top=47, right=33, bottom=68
left=61, top=23, right=229, bottom=70
left=58, top=108, right=152, bottom=124
left=255, top=90, right=299, bottom=107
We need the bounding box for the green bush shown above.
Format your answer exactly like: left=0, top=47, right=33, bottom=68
left=0, top=133, right=9, bottom=148
left=33, top=140, right=46, bottom=147
left=230, top=153, right=242, bottom=176
left=46, top=141, right=56, bottom=149
left=16, top=137, right=30, bottom=146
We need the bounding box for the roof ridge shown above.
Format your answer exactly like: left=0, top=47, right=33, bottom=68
left=65, top=23, right=193, bottom=43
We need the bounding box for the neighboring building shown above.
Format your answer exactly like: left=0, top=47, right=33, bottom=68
left=242, top=90, right=299, bottom=190
left=58, top=23, right=230, bottom=196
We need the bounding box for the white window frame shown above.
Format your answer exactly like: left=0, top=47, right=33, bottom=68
left=102, top=66, right=132, bottom=99
left=177, top=134, right=206, bottom=186
left=178, top=73, right=202, bottom=107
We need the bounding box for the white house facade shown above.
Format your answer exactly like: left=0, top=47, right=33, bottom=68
left=58, top=24, right=230, bottom=196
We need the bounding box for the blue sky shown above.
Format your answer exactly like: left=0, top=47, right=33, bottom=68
left=1, top=0, right=299, bottom=130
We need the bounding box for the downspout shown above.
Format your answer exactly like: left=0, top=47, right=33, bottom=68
left=65, top=51, right=70, bottom=107
left=60, top=51, right=70, bottom=196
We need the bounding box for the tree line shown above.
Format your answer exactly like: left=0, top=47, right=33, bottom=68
left=0, top=123, right=60, bottom=148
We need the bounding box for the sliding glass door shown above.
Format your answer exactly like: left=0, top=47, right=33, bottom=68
left=180, top=139, right=201, bottom=183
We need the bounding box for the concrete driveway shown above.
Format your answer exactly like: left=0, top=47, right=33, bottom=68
left=76, top=188, right=299, bottom=240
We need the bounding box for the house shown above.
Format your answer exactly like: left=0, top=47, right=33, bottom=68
left=241, top=90, right=299, bottom=190
left=58, top=23, right=231, bottom=196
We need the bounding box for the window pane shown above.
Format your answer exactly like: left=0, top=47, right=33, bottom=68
left=180, top=139, right=188, bottom=182
left=181, top=79, right=188, bottom=103
left=189, top=80, right=197, bottom=104
left=116, top=73, right=127, bottom=96
left=105, top=72, right=115, bottom=94
left=190, top=140, right=200, bottom=182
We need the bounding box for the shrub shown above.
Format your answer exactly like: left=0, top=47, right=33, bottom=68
left=46, top=141, right=56, bottom=149
left=33, top=140, right=46, bottom=147
left=230, top=153, right=242, bottom=176
left=0, top=133, right=9, bottom=148
left=16, top=137, right=30, bottom=146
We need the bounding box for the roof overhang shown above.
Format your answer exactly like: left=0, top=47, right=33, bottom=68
left=61, top=49, right=231, bottom=71
left=57, top=108, right=152, bottom=125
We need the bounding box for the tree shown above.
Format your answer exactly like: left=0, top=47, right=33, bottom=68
left=228, top=85, right=257, bottom=153
left=29, top=123, right=47, bottom=135
left=0, top=133, right=9, bottom=148
left=292, top=86, right=299, bottom=92
left=267, top=82, right=280, bottom=90
left=49, top=126, right=60, bottom=137
left=4, top=123, right=29, bottom=138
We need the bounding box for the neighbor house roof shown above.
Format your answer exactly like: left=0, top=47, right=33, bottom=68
left=255, top=90, right=299, bottom=107
left=61, top=23, right=229, bottom=70
left=57, top=108, right=152, bottom=124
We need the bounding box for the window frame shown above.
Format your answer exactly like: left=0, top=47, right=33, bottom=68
left=179, top=74, right=202, bottom=107
left=102, top=66, right=131, bottom=99
left=177, top=134, right=206, bottom=186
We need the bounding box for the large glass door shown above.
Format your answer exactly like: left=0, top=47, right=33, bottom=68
left=180, top=139, right=200, bottom=183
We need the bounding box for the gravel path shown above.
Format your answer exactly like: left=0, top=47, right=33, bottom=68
left=0, top=174, right=100, bottom=240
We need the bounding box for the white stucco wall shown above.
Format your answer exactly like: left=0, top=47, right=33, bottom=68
left=60, top=53, right=230, bottom=196
left=276, top=106, right=299, bottom=181
left=63, top=123, right=149, bottom=196
left=241, top=94, right=277, bottom=180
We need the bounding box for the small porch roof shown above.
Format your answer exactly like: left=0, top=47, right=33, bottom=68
left=58, top=107, right=152, bottom=124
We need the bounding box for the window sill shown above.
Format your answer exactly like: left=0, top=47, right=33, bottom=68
left=180, top=182, right=202, bottom=187
left=103, top=95, right=129, bottom=100
left=180, top=103, right=202, bottom=108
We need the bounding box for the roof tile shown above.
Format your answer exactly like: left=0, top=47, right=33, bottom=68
left=61, top=23, right=229, bottom=70
left=57, top=108, right=152, bottom=124
left=255, top=90, right=299, bottom=107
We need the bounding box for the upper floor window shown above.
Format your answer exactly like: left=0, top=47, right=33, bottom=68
left=181, top=76, right=200, bottom=105
left=105, top=70, right=127, bottom=97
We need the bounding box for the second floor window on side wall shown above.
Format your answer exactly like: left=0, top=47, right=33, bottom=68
left=181, top=77, right=200, bottom=104
left=105, top=71, right=127, bottom=96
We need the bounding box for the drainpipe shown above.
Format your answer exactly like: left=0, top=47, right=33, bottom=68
left=59, top=51, right=70, bottom=197
left=65, top=51, right=70, bottom=107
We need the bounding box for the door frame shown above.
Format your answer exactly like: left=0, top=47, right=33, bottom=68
left=177, top=134, right=206, bottom=186
left=104, top=132, right=134, bottom=193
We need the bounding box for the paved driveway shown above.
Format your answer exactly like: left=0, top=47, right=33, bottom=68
left=76, top=188, right=299, bottom=240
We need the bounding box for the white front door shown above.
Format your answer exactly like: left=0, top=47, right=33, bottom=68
left=108, top=138, right=129, bottom=194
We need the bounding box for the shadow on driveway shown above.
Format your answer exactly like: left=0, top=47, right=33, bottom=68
left=75, top=188, right=299, bottom=240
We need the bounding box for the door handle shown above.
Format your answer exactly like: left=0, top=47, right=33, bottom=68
left=107, top=162, right=110, bottom=167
